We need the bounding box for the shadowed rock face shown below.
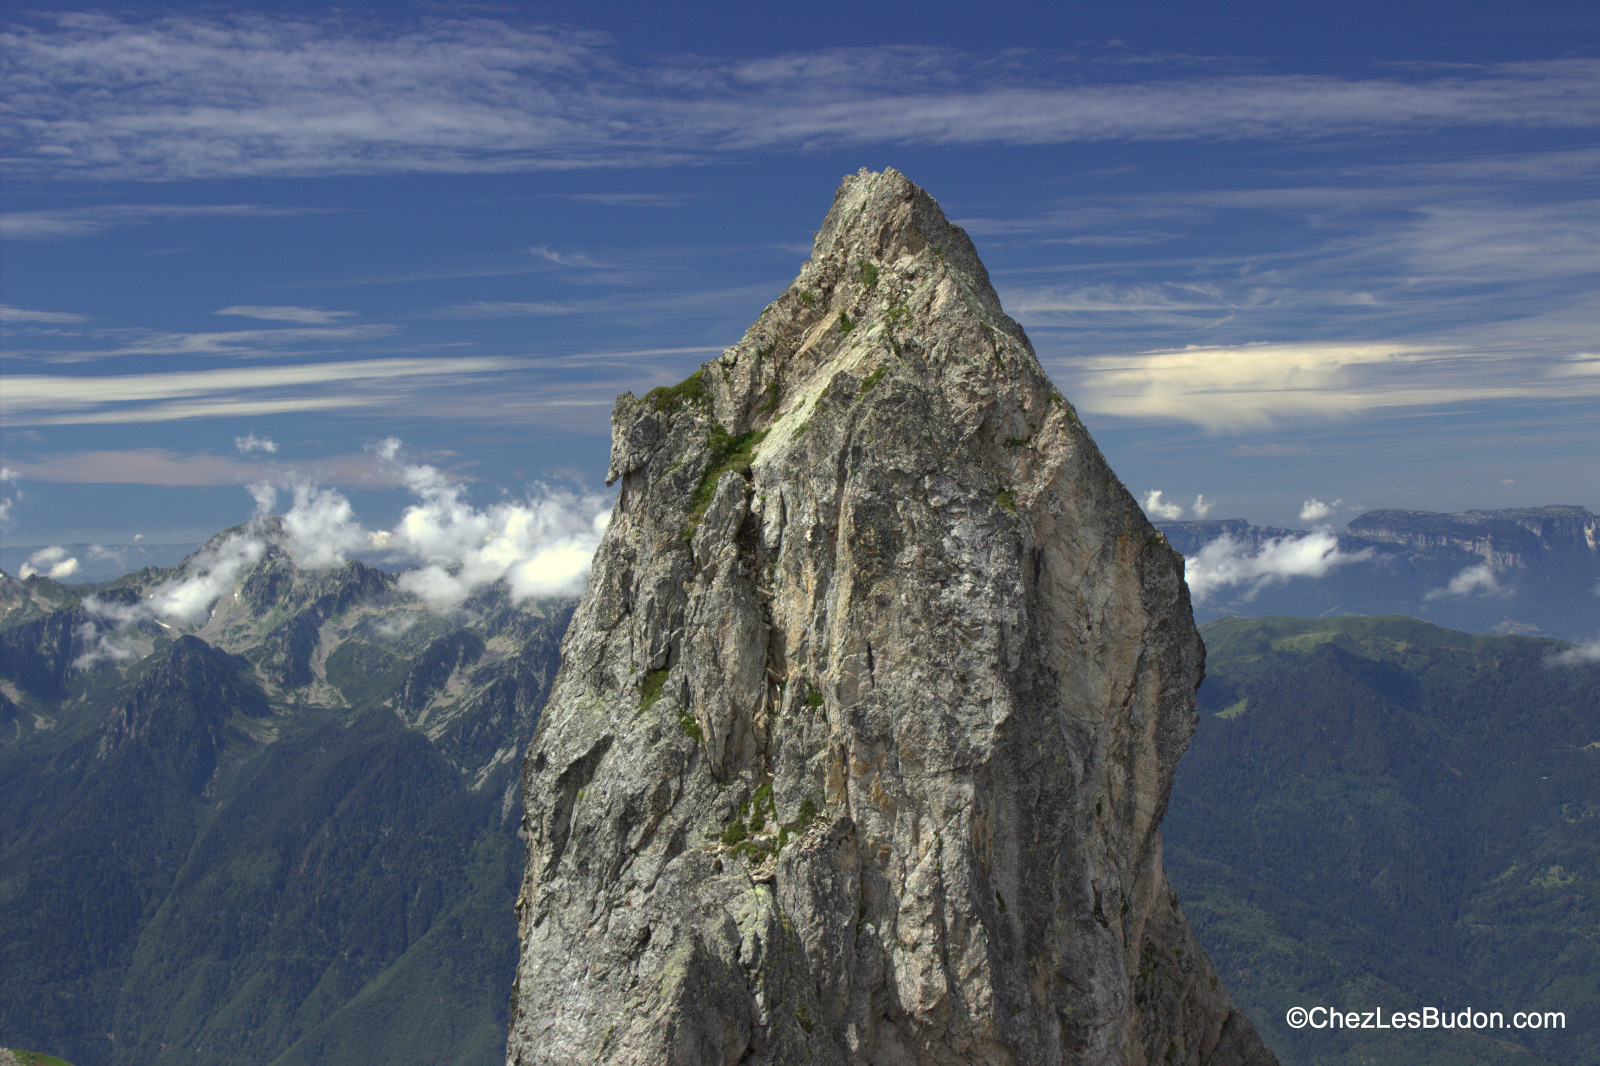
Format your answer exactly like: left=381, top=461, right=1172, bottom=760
left=507, top=169, right=1274, bottom=1066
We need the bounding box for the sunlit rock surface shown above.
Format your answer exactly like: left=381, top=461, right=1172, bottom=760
left=507, top=168, right=1274, bottom=1066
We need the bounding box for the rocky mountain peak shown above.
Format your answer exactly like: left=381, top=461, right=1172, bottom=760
left=510, top=170, right=1273, bottom=1065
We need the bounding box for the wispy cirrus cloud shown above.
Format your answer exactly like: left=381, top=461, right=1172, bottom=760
left=0, top=202, right=321, bottom=238
left=560, top=192, right=690, bottom=207
left=214, top=305, right=357, bottom=325
left=1067, top=342, right=1600, bottom=430
left=0, top=304, right=88, bottom=324
left=14, top=324, right=398, bottom=362
left=529, top=245, right=608, bottom=268
left=0, top=357, right=522, bottom=425
left=3, top=14, right=1598, bottom=180
left=1, top=445, right=417, bottom=487
left=439, top=301, right=583, bottom=317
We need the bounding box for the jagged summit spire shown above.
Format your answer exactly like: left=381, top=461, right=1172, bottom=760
left=512, top=171, right=1275, bottom=1066
left=608, top=167, right=1059, bottom=487
left=807, top=168, right=1003, bottom=311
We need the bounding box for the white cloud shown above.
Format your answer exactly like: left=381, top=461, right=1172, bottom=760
left=1069, top=341, right=1600, bottom=430
left=562, top=192, right=689, bottom=207
left=1, top=356, right=521, bottom=425
left=1192, top=494, right=1214, bottom=518
left=1547, top=638, right=1600, bottom=666
left=2, top=14, right=1597, bottom=179
left=148, top=535, right=267, bottom=623
left=68, top=534, right=264, bottom=668
left=72, top=620, right=137, bottom=670
left=69, top=439, right=612, bottom=664
left=530, top=246, right=605, bottom=268
left=441, top=301, right=582, bottom=317
left=378, top=450, right=610, bottom=608
left=19, top=546, right=81, bottom=580
left=1185, top=531, right=1372, bottom=602
left=1300, top=497, right=1340, bottom=522
left=371, top=614, right=417, bottom=639
left=279, top=484, right=372, bottom=570
left=0, top=304, right=88, bottom=324
left=1143, top=489, right=1183, bottom=520
left=1424, top=563, right=1501, bottom=601
left=0, top=203, right=319, bottom=239
left=215, top=305, right=356, bottom=325
left=235, top=433, right=279, bottom=454
left=0, top=466, right=18, bottom=529
left=33, top=323, right=396, bottom=360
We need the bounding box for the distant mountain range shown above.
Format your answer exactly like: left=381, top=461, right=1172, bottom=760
left=12, top=505, right=1594, bottom=643
left=0, top=543, right=197, bottom=584
left=1165, top=615, right=1599, bottom=1066
left=3, top=511, right=1597, bottom=1064
left=1161, top=505, right=1600, bottom=642
left=1, top=525, right=570, bottom=1066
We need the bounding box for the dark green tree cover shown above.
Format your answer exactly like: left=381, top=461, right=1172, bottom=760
left=0, top=565, right=570, bottom=1066
left=1165, top=616, right=1600, bottom=1066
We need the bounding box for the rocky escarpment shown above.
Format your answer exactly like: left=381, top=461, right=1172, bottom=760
left=507, top=168, right=1273, bottom=1066
left=1346, top=505, right=1600, bottom=567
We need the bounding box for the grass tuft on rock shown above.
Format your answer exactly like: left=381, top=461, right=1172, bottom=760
left=678, top=709, right=703, bottom=741
left=645, top=370, right=707, bottom=416
left=639, top=668, right=669, bottom=713
left=682, top=425, right=768, bottom=538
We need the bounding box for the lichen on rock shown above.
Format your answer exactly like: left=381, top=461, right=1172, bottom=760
left=507, top=168, right=1275, bottom=1066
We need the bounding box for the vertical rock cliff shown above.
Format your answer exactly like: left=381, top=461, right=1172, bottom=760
left=507, top=169, right=1275, bottom=1066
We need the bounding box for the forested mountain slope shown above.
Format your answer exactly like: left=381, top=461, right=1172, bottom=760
left=0, top=535, right=572, bottom=1066
left=1165, top=615, right=1599, bottom=1066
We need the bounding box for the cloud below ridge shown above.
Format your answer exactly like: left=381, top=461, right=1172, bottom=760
left=70, top=439, right=612, bottom=666
left=1424, top=562, right=1502, bottom=601
left=1547, top=638, right=1600, bottom=666
left=1184, top=530, right=1372, bottom=603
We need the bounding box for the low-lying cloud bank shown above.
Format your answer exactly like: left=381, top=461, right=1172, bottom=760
left=1183, top=530, right=1372, bottom=603
left=1424, top=562, right=1502, bottom=601
left=266, top=439, right=611, bottom=607
left=1547, top=638, right=1600, bottom=666
left=68, top=439, right=610, bottom=667
left=18, top=544, right=81, bottom=580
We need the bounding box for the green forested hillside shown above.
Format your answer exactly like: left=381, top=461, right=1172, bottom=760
left=1165, top=615, right=1600, bottom=1066
left=0, top=548, right=571, bottom=1066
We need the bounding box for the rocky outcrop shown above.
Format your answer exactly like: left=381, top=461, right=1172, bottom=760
left=507, top=168, right=1273, bottom=1065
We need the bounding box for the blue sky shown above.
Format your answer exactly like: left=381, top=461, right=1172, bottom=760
left=2, top=0, right=1597, bottom=554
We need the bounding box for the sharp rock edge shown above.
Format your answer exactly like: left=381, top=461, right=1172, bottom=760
left=507, top=168, right=1276, bottom=1066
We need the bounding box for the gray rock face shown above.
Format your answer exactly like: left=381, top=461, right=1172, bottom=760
left=507, top=169, right=1274, bottom=1066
